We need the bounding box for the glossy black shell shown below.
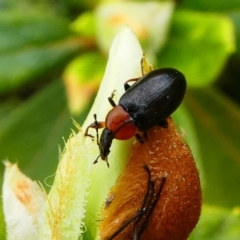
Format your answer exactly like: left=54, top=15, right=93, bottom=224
left=119, top=68, right=186, bottom=131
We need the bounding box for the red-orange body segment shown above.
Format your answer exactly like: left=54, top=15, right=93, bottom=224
left=105, top=105, right=138, bottom=140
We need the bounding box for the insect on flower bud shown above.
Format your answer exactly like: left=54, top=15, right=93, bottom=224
left=99, top=118, right=202, bottom=240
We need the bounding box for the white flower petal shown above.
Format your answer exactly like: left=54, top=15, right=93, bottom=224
left=2, top=161, right=46, bottom=240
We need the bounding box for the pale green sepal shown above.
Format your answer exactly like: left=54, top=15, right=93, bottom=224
left=38, top=130, right=94, bottom=240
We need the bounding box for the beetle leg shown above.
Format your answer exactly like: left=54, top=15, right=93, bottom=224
left=158, top=119, right=168, bottom=128
left=92, top=114, right=103, bottom=149
left=135, top=131, right=148, bottom=143
left=107, top=165, right=166, bottom=240
left=135, top=133, right=145, bottom=143
left=143, top=131, right=148, bottom=141
left=133, top=183, right=155, bottom=240
left=132, top=165, right=155, bottom=240
left=134, top=174, right=167, bottom=239
left=133, top=165, right=153, bottom=225
left=107, top=209, right=143, bottom=240
left=84, top=114, right=105, bottom=140
left=124, top=78, right=140, bottom=91
left=108, top=90, right=117, bottom=107
left=107, top=165, right=151, bottom=240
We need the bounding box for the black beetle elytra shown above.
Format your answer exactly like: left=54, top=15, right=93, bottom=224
left=85, top=62, right=186, bottom=167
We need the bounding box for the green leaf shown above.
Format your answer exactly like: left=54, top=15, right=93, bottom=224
left=0, top=9, right=72, bottom=53
left=180, top=0, right=240, bottom=12
left=0, top=10, right=81, bottom=95
left=63, top=52, right=106, bottom=114
left=158, top=10, right=235, bottom=87
left=189, top=205, right=240, bottom=240
left=185, top=87, right=240, bottom=207
left=229, top=12, right=240, bottom=56
left=70, top=11, right=96, bottom=38
left=64, top=52, right=106, bottom=84
left=0, top=80, right=73, bottom=181
left=0, top=205, right=5, bottom=240
left=0, top=80, right=83, bottom=236
left=0, top=40, right=80, bottom=95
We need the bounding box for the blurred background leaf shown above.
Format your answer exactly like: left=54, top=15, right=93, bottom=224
left=186, top=88, right=240, bottom=207
left=0, top=0, right=240, bottom=239
left=158, top=10, right=235, bottom=87
left=189, top=205, right=240, bottom=240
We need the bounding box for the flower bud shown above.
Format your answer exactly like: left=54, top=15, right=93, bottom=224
left=99, top=118, right=202, bottom=240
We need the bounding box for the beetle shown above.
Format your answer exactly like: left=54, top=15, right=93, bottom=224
left=85, top=67, right=186, bottom=167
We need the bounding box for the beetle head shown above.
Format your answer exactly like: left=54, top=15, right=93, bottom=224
left=99, top=128, right=114, bottom=167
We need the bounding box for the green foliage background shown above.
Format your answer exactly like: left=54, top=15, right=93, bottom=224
left=0, top=0, right=240, bottom=239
